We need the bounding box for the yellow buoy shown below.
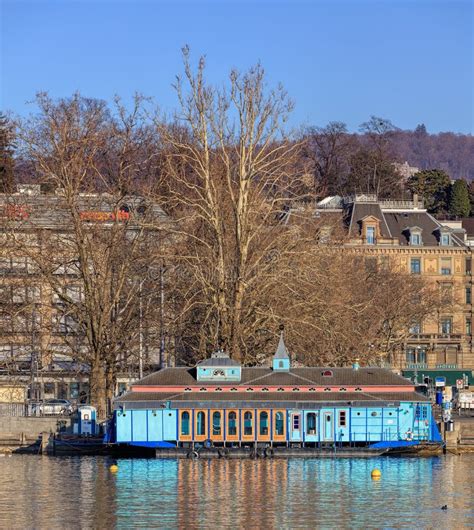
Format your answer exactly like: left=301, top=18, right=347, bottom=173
left=371, top=468, right=381, bottom=479
left=110, top=464, right=119, bottom=473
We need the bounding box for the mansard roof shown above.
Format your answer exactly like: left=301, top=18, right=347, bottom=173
left=317, top=196, right=467, bottom=248
left=348, top=203, right=392, bottom=238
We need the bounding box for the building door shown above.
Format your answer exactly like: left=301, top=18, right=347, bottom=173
left=226, top=410, right=239, bottom=442
left=210, top=409, right=224, bottom=442
left=194, top=410, right=207, bottom=442
left=257, top=410, right=271, bottom=442
left=323, top=411, right=333, bottom=441
left=178, top=409, right=193, bottom=442
left=241, top=409, right=255, bottom=442
left=273, top=410, right=286, bottom=442
left=290, top=412, right=302, bottom=442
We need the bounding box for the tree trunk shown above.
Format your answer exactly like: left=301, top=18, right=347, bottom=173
left=105, top=360, right=116, bottom=417
left=89, top=356, right=107, bottom=419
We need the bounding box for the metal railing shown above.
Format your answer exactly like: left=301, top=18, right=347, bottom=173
left=0, top=402, right=74, bottom=417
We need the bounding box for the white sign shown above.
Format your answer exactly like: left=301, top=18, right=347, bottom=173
left=456, top=379, right=464, bottom=389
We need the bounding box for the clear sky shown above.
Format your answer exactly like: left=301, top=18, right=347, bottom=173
left=1, top=0, right=473, bottom=133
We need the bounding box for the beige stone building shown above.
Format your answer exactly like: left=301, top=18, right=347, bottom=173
left=316, top=194, right=474, bottom=373
left=0, top=185, right=168, bottom=402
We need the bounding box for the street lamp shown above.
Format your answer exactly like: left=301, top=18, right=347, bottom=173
left=138, top=261, right=166, bottom=379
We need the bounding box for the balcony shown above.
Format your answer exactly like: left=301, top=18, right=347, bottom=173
left=406, top=363, right=428, bottom=370
left=407, top=333, right=463, bottom=343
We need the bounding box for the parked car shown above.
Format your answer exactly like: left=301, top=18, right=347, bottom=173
left=35, top=399, right=74, bottom=416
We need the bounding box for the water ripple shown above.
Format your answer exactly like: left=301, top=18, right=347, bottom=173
left=0, top=454, right=472, bottom=529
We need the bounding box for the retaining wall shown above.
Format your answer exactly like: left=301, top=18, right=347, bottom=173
left=0, top=416, right=73, bottom=438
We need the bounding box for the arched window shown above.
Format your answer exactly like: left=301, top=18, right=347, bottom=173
left=306, top=412, right=317, bottom=435
left=228, top=411, right=237, bottom=436
left=212, top=411, right=221, bottom=436
left=196, top=411, right=206, bottom=436
left=259, top=411, right=269, bottom=435
left=181, top=411, right=190, bottom=436
left=275, top=412, right=284, bottom=436
left=244, top=411, right=253, bottom=436
left=279, top=360, right=284, bottom=368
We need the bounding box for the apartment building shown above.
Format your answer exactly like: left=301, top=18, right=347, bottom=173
left=316, top=194, right=474, bottom=373
left=0, top=184, right=169, bottom=402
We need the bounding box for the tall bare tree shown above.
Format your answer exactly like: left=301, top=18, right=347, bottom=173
left=158, top=48, right=310, bottom=361
left=8, top=93, right=166, bottom=417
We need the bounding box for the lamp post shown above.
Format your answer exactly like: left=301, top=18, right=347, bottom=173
left=139, top=280, right=144, bottom=379
left=138, top=262, right=165, bottom=379
left=159, top=261, right=166, bottom=369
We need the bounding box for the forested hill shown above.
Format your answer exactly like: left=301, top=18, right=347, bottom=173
left=383, top=127, right=473, bottom=180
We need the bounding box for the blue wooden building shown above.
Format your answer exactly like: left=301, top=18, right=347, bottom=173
left=111, top=332, right=441, bottom=455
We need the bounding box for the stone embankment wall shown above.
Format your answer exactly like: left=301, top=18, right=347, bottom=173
left=0, top=417, right=73, bottom=450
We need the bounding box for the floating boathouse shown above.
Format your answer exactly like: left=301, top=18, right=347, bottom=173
left=111, top=332, right=441, bottom=455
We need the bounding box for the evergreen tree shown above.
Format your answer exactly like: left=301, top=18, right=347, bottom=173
left=468, top=181, right=474, bottom=217
left=407, top=169, right=451, bottom=214
left=448, top=179, right=470, bottom=218
left=0, top=113, right=15, bottom=193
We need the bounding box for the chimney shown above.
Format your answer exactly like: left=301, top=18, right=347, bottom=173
left=413, top=193, right=419, bottom=209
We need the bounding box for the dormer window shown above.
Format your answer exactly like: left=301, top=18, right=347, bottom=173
left=322, top=370, right=333, bottom=377
left=405, top=226, right=423, bottom=246
left=441, top=233, right=451, bottom=246
left=411, top=233, right=421, bottom=245
left=438, top=227, right=452, bottom=246
left=366, top=226, right=375, bottom=245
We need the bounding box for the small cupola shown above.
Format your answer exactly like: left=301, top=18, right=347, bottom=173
left=196, top=348, right=241, bottom=382
left=272, top=325, right=291, bottom=372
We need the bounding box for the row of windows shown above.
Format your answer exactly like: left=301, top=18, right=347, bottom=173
left=410, top=257, right=455, bottom=275
left=409, top=317, right=472, bottom=336
left=180, top=410, right=285, bottom=437
left=365, top=226, right=453, bottom=247
left=0, top=285, right=84, bottom=304
left=0, top=312, right=79, bottom=334
left=180, top=410, right=350, bottom=437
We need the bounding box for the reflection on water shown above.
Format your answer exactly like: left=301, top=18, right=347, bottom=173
left=0, top=454, right=473, bottom=529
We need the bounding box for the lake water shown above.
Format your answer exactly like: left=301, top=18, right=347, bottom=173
left=0, top=454, right=473, bottom=529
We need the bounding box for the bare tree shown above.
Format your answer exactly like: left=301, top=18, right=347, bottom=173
left=8, top=93, right=166, bottom=417
left=157, top=48, right=309, bottom=362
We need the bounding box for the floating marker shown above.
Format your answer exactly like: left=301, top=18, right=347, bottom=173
left=110, top=464, right=119, bottom=473
left=371, top=468, right=381, bottom=479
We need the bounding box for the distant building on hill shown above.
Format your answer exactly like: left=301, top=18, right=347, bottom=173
left=393, top=161, right=419, bottom=181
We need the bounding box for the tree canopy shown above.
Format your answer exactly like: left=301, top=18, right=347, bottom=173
left=448, top=179, right=470, bottom=218
left=407, top=169, right=451, bottom=213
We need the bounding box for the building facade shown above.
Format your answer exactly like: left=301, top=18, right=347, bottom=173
left=0, top=185, right=168, bottom=402
left=316, top=194, right=474, bottom=372
left=112, top=334, right=439, bottom=452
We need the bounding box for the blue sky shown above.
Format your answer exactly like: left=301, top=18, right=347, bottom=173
left=1, top=0, right=473, bottom=133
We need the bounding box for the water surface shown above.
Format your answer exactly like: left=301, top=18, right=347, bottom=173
left=0, top=454, right=472, bottom=529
